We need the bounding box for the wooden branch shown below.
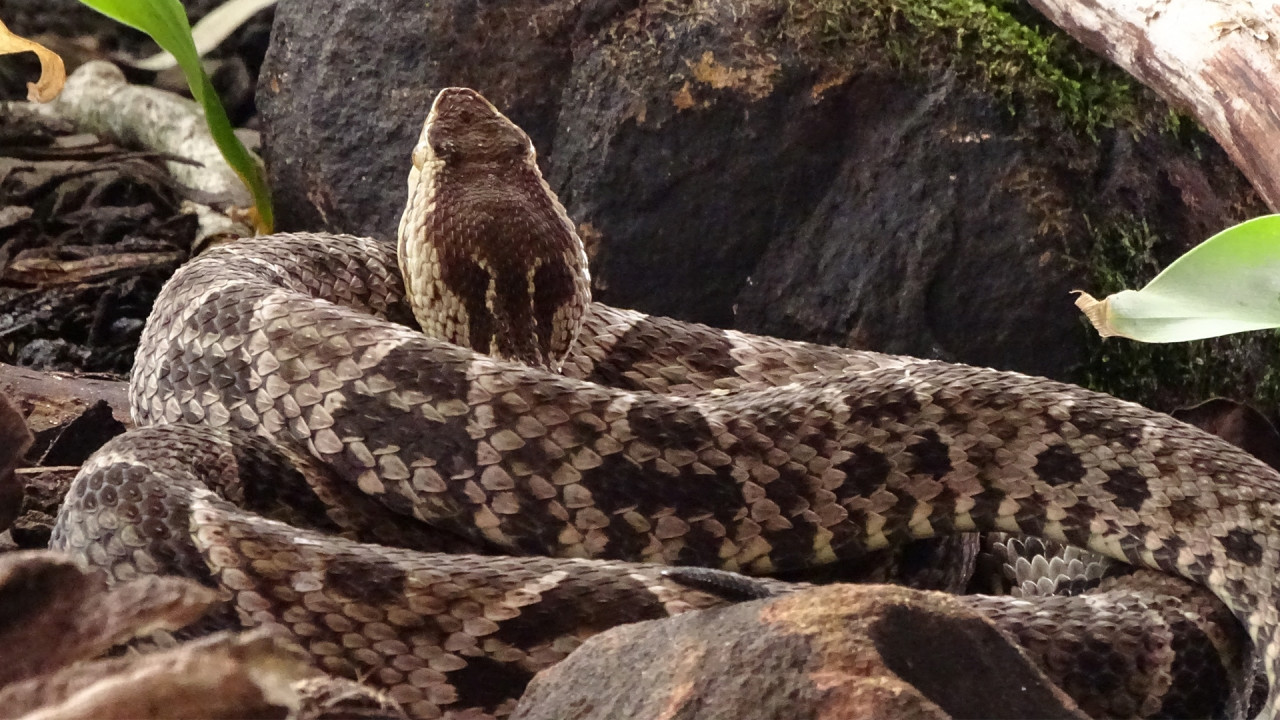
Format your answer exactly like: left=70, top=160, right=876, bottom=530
left=26, top=61, right=255, bottom=242
left=1028, top=0, right=1280, bottom=210
left=0, top=363, right=131, bottom=433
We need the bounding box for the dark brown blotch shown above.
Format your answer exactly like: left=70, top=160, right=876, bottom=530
left=439, top=255, right=493, bottom=355
left=1155, top=617, right=1234, bottom=718
left=322, top=557, right=408, bottom=604
left=1167, top=498, right=1201, bottom=523
left=1033, top=443, right=1085, bottom=487
left=447, top=655, right=536, bottom=712
left=1221, top=528, right=1264, bottom=565
left=585, top=316, right=736, bottom=391
left=627, top=401, right=712, bottom=451
left=1068, top=411, right=1145, bottom=452
left=845, top=390, right=922, bottom=427
left=1102, top=464, right=1151, bottom=510
left=230, top=432, right=342, bottom=534
left=836, top=445, right=892, bottom=497
left=342, top=342, right=478, bottom=489
left=755, top=522, right=819, bottom=574
left=579, top=401, right=740, bottom=565
left=491, top=572, right=666, bottom=650
left=907, top=430, right=952, bottom=480
left=1059, top=503, right=1098, bottom=550
left=965, top=483, right=1006, bottom=530
left=532, top=259, right=578, bottom=356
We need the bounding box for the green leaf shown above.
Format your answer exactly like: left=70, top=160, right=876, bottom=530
left=76, top=0, right=273, bottom=232
left=1077, top=215, right=1280, bottom=342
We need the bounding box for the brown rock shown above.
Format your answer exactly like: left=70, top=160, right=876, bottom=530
left=0, top=391, right=34, bottom=532
left=511, top=584, right=1085, bottom=720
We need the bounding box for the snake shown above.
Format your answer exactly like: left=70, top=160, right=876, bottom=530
left=45, top=87, right=1280, bottom=719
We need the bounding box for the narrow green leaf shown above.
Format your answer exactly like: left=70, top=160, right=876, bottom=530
left=76, top=0, right=273, bottom=232
left=1077, top=214, right=1280, bottom=342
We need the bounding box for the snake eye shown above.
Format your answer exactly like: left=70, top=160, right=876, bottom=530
left=431, top=139, right=457, bottom=162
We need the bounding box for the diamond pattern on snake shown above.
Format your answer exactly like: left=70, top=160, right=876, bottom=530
left=50, top=87, right=1280, bottom=719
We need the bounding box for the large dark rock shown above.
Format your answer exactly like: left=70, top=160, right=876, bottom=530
left=258, top=0, right=1264, bottom=381
left=510, top=584, right=1085, bottom=720
left=258, top=0, right=594, bottom=241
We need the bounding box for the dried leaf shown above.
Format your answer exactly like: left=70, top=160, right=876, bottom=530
left=1172, top=398, right=1280, bottom=472
left=0, top=551, right=218, bottom=687
left=7, top=629, right=316, bottom=720
left=0, top=18, right=67, bottom=102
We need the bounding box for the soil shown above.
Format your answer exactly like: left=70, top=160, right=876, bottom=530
left=0, top=2, right=277, bottom=553
left=0, top=1, right=275, bottom=377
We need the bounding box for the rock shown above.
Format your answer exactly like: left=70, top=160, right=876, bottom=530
left=510, top=584, right=1085, bottom=720
left=259, top=0, right=596, bottom=240
left=9, top=508, right=54, bottom=548
left=0, top=392, right=32, bottom=533
left=258, top=0, right=1263, bottom=382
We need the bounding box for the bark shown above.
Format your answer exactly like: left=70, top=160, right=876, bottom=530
left=1028, top=0, right=1280, bottom=210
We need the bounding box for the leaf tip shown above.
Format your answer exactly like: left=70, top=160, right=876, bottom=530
left=1073, top=290, right=1122, bottom=338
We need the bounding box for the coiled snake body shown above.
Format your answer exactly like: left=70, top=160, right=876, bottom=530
left=49, top=89, right=1280, bottom=719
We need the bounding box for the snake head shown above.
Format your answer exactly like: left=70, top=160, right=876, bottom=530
left=397, top=88, right=591, bottom=373
left=417, top=87, right=534, bottom=167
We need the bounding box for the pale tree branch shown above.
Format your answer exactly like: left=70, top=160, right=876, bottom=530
left=1028, top=0, right=1280, bottom=210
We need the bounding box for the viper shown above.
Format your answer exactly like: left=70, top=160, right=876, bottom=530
left=50, top=88, right=1280, bottom=719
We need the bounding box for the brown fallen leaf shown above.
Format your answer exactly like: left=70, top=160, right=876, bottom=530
left=7, top=629, right=315, bottom=720
left=5, top=628, right=409, bottom=720
left=1072, top=291, right=1120, bottom=337
left=0, top=551, right=218, bottom=687
left=0, top=18, right=66, bottom=102
left=0, top=551, right=408, bottom=719
left=1172, top=397, right=1280, bottom=472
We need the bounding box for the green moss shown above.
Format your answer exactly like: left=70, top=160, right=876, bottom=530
left=776, top=0, right=1177, bottom=137
left=1075, top=217, right=1280, bottom=414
